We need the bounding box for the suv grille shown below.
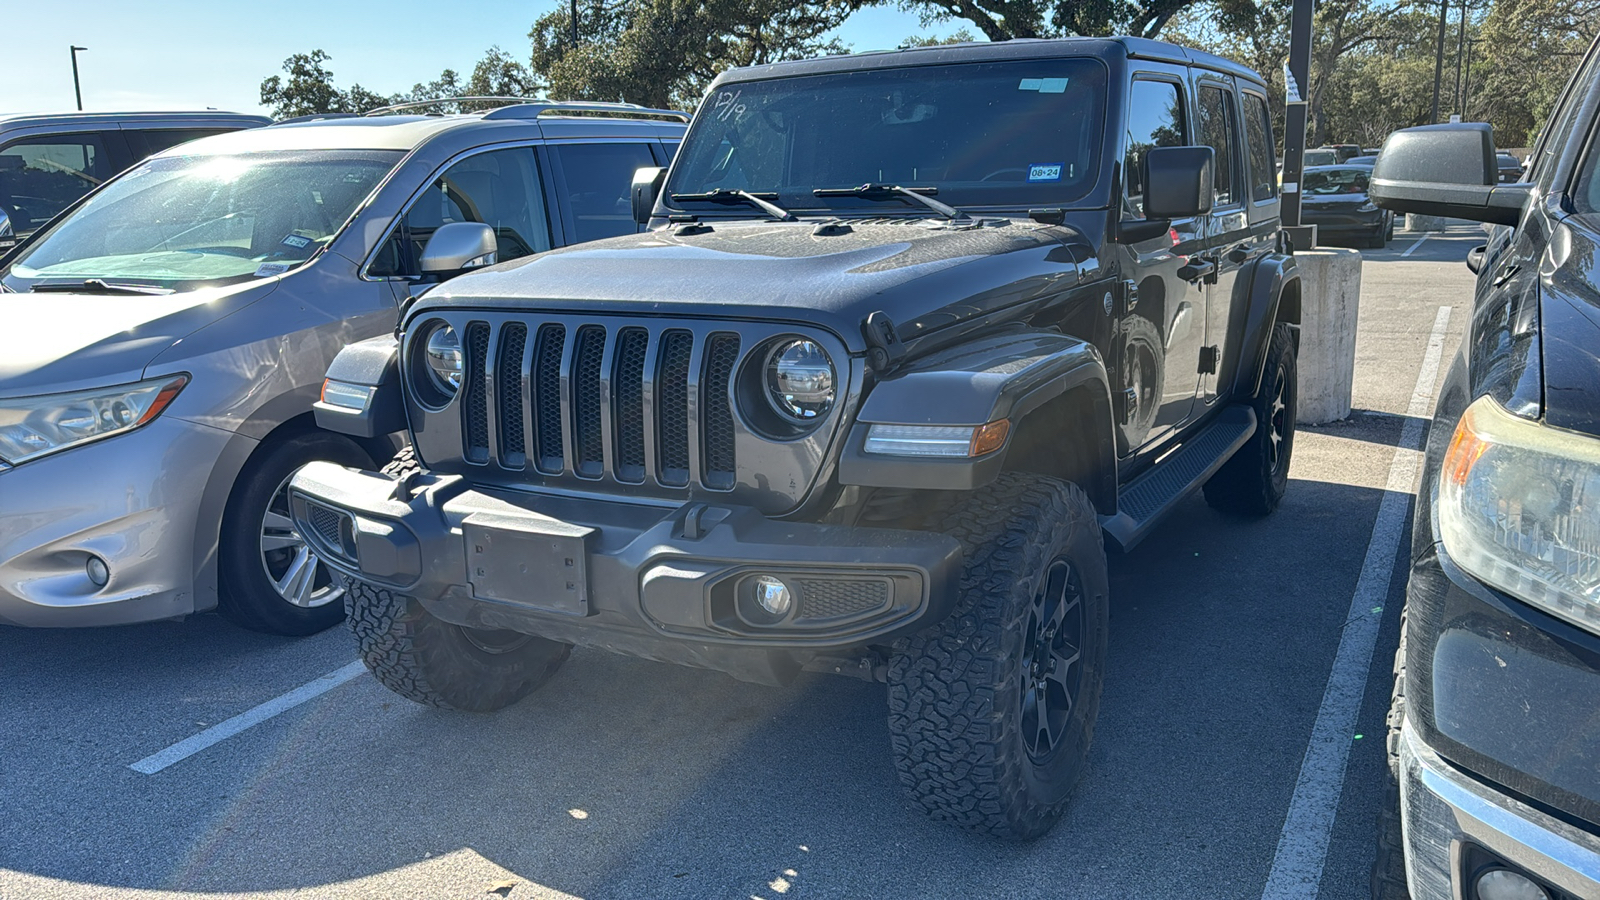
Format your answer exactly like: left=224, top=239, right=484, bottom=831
left=458, top=320, right=741, bottom=491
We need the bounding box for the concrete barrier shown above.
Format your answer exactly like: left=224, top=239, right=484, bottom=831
left=1405, top=213, right=1473, bottom=231
left=1294, top=248, right=1363, bottom=424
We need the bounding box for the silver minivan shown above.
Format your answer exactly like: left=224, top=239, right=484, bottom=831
left=0, top=101, right=686, bottom=634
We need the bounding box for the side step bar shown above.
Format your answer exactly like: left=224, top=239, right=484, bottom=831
left=1101, top=404, right=1257, bottom=553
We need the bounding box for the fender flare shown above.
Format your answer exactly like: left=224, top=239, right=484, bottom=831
left=1228, top=253, right=1301, bottom=401
left=837, top=330, right=1117, bottom=513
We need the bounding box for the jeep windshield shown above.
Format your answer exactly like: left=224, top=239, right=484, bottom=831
left=1, top=149, right=402, bottom=293
left=665, top=58, right=1108, bottom=214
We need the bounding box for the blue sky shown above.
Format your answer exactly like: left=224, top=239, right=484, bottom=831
left=7, top=1, right=972, bottom=116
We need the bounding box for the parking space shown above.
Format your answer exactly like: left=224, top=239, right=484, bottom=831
left=0, top=230, right=1485, bottom=900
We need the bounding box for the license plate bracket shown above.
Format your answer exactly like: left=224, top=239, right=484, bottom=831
left=462, top=511, right=594, bottom=616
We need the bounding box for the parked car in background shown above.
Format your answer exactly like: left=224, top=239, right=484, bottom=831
left=1300, top=164, right=1393, bottom=247
left=1326, top=143, right=1363, bottom=162
left=1346, top=154, right=1379, bottom=167
left=0, top=111, right=270, bottom=253
left=1368, top=34, right=1600, bottom=900
left=0, top=99, right=686, bottom=635
left=1303, top=148, right=1339, bottom=167
left=1496, top=151, right=1526, bottom=182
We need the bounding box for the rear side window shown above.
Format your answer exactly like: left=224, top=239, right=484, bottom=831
left=1199, top=85, right=1241, bottom=207
left=1243, top=92, right=1277, bottom=201
left=1122, top=79, right=1187, bottom=219
left=0, top=133, right=114, bottom=232
left=133, top=128, right=234, bottom=157
left=370, top=146, right=552, bottom=278
left=554, top=143, right=657, bottom=244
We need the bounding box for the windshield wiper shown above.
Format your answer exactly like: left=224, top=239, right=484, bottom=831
left=813, top=184, right=968, bottom=221
left=669, top=189, right=796, bottom=222
left=30, top=278, right=175, bottom=295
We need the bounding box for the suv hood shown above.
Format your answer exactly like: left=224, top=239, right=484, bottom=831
left=0, top=283, right=273, bottom=397
left=416, top=219, right=1089, bottom=351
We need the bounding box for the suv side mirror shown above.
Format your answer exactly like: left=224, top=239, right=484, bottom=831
left=418, top=222, right=497, bottom=278
left=1144, top=146, right=1215, bottom=219
left=632, top=166, right=667, bottom=226
left=1370, top=123, right=1529, bottom=226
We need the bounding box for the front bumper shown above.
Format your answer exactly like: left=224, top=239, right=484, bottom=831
left=0, top=416, right=234, bottom=627
left=1401, top=727, right=1600, bottom=900
left=288, top=461, right=962, bottom=684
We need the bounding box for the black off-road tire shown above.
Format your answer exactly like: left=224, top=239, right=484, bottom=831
left=1372, top=611, right=1412, bottom=899
left=887, top=472, right=1109, bottom=840
left=1120, top=314, right=1165, bottom=448
left=1204, top=322, right=1297, bottom=516
left=347, top=581, right=571, bottom=712
left=218, top=432, right=371, bottom=635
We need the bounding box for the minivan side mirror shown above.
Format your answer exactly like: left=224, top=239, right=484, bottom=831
left=418, top=222, right=497, bottom=277
left=1370, top=123, right=1530, bottom=226
left=1144, top=146, right=1215, bottom=220
left=632, top=166, right=667, bottom=226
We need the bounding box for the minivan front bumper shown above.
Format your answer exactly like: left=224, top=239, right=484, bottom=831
left=287, top=461, right=963, bottom=684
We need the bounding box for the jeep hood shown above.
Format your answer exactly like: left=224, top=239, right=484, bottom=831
left=417, top=220, right=1090, bottom=351
left=0, top=283, right=274, bottom=397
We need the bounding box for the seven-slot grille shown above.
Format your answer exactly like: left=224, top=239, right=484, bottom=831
left=459, top=320, right=742, bottom=490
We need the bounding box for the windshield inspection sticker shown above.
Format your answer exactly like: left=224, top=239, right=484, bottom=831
left=254, top=262, right=292, bottom=278
left=280, top=234, right=312, bottom=249
left=1028, top=163, right=1064, bottom=182
left=1018, top=77, right=1070, bottom=93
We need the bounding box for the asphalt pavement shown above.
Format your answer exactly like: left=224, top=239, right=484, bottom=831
left=0, top=227, right=1487, bottom=900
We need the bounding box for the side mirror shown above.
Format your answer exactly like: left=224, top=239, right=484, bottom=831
left=418, top=222, right=497, bottom=277
left=1144, top=146, right=1215, bottom=220
left=1370, top=123, right=1529, bottom=226
left=632, top=166, right=667, bottom=226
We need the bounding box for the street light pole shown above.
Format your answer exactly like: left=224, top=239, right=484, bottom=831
left=1431, top=0, right=1447, bottom=122
left=570, top=0, right=579, bottom=45
left=1283, top=0, right=1316, bottom=249
left=70, top=45, right=88, bottom=111
left=1453, top=0, right=1468, bottom=117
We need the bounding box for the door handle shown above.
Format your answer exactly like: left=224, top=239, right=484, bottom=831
left=1177, top=257, right=1216, bottom=283
left=1226, top=245, right=1251, bottom=265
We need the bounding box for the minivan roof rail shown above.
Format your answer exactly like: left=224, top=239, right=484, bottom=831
left=362, top=96, right=550, bottom=116
left=272, top=112, right=362, bottom=125
left=481, top=101, right=690, bottom=123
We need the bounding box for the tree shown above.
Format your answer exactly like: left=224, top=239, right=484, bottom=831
left=898, top=0, right=1202, bottom=42
left=528, top=0, right=860, bottom=110
left=259, top=50, right=393, bottom=117
left=899, top=27, right=979, bottom=47
left=1471, top=0, right=1597, bottom=145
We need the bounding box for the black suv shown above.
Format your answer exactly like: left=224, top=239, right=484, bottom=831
left=288, top=38, right=1302, bottom=839
left=1368, top=35, right=1600, bottom=900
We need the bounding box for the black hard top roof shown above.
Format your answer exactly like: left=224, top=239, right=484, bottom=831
left=711, top=37, right=1265, bottom=90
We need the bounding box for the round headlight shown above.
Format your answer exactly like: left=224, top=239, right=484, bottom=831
left=423, top=323, right=463, bottom=395
left=764, top=339, right=835, bottom=422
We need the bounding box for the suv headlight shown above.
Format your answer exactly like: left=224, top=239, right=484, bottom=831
left=764, top=339, right=835, bottom=422
left=0, top=375, right=188, bottom=465
left=422, top=322, right=463, bottom=396
left=1439, top=395, right=1600, bottom=633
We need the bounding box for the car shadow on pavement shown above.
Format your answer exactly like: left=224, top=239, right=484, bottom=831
left=0, top=468, right=1406, bottom=900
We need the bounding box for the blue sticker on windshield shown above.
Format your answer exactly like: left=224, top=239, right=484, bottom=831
left=1028, top=163, right=1064, bottom=182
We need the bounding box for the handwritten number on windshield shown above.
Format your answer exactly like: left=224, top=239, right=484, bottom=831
left=713, top=90, right=747, bottom=123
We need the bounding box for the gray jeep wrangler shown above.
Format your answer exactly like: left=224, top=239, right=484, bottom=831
left=289, top=37, right=1302, bottom=839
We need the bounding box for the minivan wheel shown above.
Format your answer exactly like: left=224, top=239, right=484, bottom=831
left=218, top=432, right=371, bottom=636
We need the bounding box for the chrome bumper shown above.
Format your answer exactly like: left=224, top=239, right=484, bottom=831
left=1401, top=725, right=1600, bottom=899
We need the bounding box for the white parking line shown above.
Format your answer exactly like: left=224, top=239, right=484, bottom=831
left=1258, top=305, right=1453, bottom=900
left=129, top=660, right=367, bottom=775
left=1400, top=232, right=1430, bottom=257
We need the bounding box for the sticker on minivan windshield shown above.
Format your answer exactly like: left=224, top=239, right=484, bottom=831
left=281, top=234, right=312, bottom=249
left=1028, top=163, right=1064, bottom=182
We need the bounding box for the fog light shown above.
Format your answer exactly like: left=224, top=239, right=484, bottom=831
left=752, top=575, right=793, bottom=617
left=85, top=555, right=109, bottom=588
left=1475, top=868, right=1550, bottom=900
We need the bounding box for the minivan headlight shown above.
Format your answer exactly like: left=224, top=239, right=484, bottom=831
left=0, top=375, right=188, bottom=465
left=1439, top=395, right=1600, bottom=634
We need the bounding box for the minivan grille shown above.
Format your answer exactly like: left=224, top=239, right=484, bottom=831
left=458, top=321, right=741, bottom=491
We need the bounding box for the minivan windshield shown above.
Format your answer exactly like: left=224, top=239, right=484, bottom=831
left=2, top=149, right=402, bottom=293
left=665, top=59, right=1109, bottom=213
